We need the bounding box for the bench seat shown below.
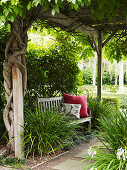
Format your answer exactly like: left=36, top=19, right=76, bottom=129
left=37, top=96, right=92, bottom=132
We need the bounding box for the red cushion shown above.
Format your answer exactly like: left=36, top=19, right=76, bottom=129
left=63, top=93, right=89, bottom=118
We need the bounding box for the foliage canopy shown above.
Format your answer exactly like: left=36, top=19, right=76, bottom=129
left=1, top=0, right=127, bottom=24
left=0, top=0, right=85, bottom=23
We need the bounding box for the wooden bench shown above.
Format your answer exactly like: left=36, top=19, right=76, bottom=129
left=37, top=96, right=92, bottom=132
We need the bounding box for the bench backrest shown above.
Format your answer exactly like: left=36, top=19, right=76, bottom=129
left=37, top=96, right=63, bottom=112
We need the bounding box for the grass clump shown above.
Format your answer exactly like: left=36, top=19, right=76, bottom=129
left=0, top=156, right=26, bottom=168
left=0, top=156, right=4, bottom=166
left=86, top=91, right=120, bottom=128
left=83, top=109, right=127, bottom=170
left=23, top=108, right=79, bottom=158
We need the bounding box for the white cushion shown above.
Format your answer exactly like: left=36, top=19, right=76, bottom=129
left=61, top=103, right=81, bottom=119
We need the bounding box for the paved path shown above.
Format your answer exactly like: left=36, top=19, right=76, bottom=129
left=32, top=138, right=99, bottom=170
left=0, top=138, right=100, bottom=170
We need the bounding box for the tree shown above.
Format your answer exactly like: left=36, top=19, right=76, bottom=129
left=104, top=31, right=127, bottom=90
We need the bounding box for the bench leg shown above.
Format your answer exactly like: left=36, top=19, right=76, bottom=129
left=88, top=120, right=91, bottom=133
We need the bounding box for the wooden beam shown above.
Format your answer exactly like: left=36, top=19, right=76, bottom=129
left=41, top=11, right=98, bottom=38
left=97, top=31, right=102, bottom=99
left=102, top=31, right=118, bottom=47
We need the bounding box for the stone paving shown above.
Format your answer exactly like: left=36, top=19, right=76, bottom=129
left=53, top=159, right=86, bottom=170
left=33, top=138, right=99, bottom=170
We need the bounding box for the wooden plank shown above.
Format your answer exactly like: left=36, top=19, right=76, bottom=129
left=12, top=61, right=24, bottom=159
left=38, top=96, right=63, bottom=103
left=71, top=117, right=91, bottom=124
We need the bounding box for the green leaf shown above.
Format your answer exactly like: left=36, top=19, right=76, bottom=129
left=55, top=6, right=60, bottom=13
left=3, top=9, right=9, bottom=16
left=0, top=15, right=6, bottom=22
left=27, top=2, right=33, bottom=10
left=74, top=3, right=78, bottom=9
left=51, top=9, right=56, bottom=16
left=11, top=0, right=19, bottom=5
left=33, top=0, right=41, bottom=7
left=1, top=0, right=8, bottom=3
left=18, top=8, right=23, bottom=17
left=71, top=0, right=76, bottom=4
left=13, top=7, right=19, bottom=15
left=8, top=15, right=15, bottom=22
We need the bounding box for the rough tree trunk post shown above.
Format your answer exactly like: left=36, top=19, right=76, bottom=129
left=3, top=17, right=27, bottom=157
left=12, top=56, right=24, bottom=158
left=97, top=31, right=102, bottom=99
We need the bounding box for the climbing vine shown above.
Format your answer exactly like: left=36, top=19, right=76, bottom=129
left=2, top=5, right=43, bottom=154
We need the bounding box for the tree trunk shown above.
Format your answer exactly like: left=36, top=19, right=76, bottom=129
left=3, top=17, right=27, bottom=156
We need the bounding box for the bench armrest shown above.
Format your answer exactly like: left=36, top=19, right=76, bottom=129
left=87, top=107, right=93, bottom=117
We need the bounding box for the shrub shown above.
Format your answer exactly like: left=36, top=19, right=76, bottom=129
left=23, top=107, right=79, bottom=157
left=26, top=49, right=81, bottom=97
left=102, top=69, right=111, bottom=85
left=97, top=110, right=127, bottom=151
left=117, top=94, right=127, bottom=109
left=102, top=96, right=120, bottom=110
left=83, top=109, right=127, bottom=169
left=86, top=92, right=120, bottom=128
left=85, top=148, right=126, bottom=170
left=82, top=68, right=93, bottom=84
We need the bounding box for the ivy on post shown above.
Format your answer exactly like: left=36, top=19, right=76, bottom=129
left=3, top=17, right=27, bottom=157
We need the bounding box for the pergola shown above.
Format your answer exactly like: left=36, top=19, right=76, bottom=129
left=3, top=3, right=127, bottom=158
left=39, top=6, right=127, bottom=98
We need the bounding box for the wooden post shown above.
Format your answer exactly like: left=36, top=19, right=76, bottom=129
left=12, top=57, right=24, bottom=159
left=97, top=31, right=102, bottom=99
left=93, top=52, right=97, bottom=86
